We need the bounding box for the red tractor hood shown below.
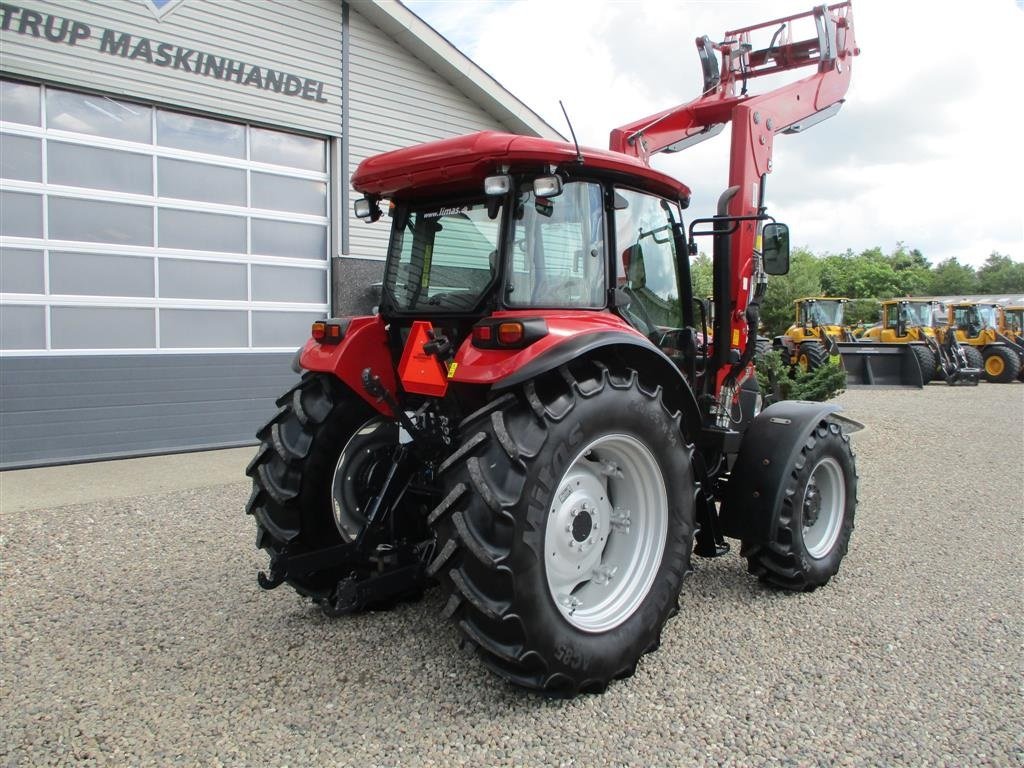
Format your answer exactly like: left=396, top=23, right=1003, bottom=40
left=351, top=131, right=691, bottom=203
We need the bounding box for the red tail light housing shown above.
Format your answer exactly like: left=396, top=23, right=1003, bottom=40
left=311, top=318, right=349, bottom=344
left=471, top=318, right=547, bottom=349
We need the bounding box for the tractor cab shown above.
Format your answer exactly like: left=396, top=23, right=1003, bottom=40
left=347, top=133, right=718, bottom=401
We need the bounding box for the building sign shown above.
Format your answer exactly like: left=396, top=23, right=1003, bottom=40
left=0, top=2, right=329, bottom=103
left=144, top=0, right=184, bottom=20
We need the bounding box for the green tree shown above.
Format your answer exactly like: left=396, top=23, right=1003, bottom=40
left=977, top=252, right=1024, bottom=293
left=888, top=243, right=931, bottom=296
left=820, top=248, right=902, bottom=298
left=690, top=252, right=713, bottom=300
left=926, top=257, right=978, bottom=295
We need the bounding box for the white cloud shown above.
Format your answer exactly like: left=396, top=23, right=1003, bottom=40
left=405, top=0, right=1023, bottom=266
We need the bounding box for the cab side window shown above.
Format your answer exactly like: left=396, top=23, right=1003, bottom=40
left=613, top=189, right=684, bottom=335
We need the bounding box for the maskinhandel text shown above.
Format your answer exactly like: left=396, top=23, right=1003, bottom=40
left=0, top=3, right=329, bottom=103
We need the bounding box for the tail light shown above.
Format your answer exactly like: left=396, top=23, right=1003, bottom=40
left=471, top=318, right=547, bottom=349
left=311, top=319, right=348, bottom=344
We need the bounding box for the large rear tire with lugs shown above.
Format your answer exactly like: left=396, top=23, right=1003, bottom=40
left=741, top=419, right=857, bottom=591
left=428, top=360, right=696, bottom=695
left=245, top=373, right=413, bottom=602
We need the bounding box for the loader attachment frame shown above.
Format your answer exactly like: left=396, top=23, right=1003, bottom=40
left=834, top=342, right=923, bottom=388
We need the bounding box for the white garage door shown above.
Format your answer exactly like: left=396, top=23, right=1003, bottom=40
left=0, top=78, right=329, bottom=355
left=0, top=78, right=332, bottom=467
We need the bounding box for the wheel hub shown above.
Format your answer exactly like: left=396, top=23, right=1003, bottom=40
left=331, top=417, right=398, bottom=541
left=543, top=434, right=668, bottom=633
left=803, top=483, right=822, bottom=527
left=801, top=456, right=846, bottom=559
left=571, top=506, right=595, bottom=542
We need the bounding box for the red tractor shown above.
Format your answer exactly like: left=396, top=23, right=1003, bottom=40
left=248, top=3, right=862, bottom=695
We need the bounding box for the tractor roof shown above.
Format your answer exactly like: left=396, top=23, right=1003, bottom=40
left=351, top=131, right=692, bottom=203
left=796, top=297, right=849, bottom=303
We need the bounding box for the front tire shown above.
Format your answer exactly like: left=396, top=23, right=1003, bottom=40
left=910, top=344, right=937, bottom=383
left=741, top=419, right=857, bottom=591
left=428, top=361, right=696, bottom=695
left=797, top=340, right=828, bottom=372
left=962, top=345, right=984, bottom=374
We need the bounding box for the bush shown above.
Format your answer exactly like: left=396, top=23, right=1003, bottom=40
left=755, top=349, right=846, bottom=404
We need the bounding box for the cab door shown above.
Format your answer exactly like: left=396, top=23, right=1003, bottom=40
left=612, top=188, right=686, bottom=345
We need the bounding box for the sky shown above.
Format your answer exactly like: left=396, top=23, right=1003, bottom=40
left=403, top=0, right=1023, bottom=267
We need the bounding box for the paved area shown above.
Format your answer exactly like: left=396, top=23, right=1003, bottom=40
left=1, top=383, right=1021, bottom=766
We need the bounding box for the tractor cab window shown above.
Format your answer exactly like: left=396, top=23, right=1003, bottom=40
left=506, top=181, right=605, bottom=308
left=1006, top=309, right=1023, bottom=332
left=383, top=199, right=502, bottom=313
left=613, top=189, right=684, bottom=337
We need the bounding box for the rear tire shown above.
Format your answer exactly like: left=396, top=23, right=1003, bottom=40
left=428, top=360, right=696, bottom=695
left=910, top=345, right=937, bottom=384
left=246, top=373, right=421, bottom=604
left=797, top=341, right=828, bottom=372
left=741, top=420, right=857, bottom=591
left=982, top=346, right=1021, bottom=383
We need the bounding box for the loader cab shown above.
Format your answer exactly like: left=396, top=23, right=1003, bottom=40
left=883, top=300, right=938, bottom=339
left=950, top=303, right=998, bottom=340
left=797, top=298, right=846, bottom=330
left=1002, top=306, right=1024, bottom=334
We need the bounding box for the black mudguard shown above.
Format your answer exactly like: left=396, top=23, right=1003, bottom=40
left=718, top=400, right=845, bottom=541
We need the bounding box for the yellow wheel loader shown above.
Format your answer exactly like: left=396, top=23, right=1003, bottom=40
left=939, top=302, right=1022, bottom=383
left=861, top=299, right=978, bottom=385
left=776, top=298, right=851, bottom=372
left=777, top=298, right=925, bottom=387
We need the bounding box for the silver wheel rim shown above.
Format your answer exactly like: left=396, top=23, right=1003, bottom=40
left=543, top=434, right=668, bottom=633
left=331, top=416, right=395, bottom=541
left=801, top=456, right=845, bottom=559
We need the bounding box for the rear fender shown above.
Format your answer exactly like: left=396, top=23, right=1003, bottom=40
left=450, top=311, right=703, bottom=440
left=299, top=315, right=396, bottom=416
left=719, top=400, right=848, bottom=541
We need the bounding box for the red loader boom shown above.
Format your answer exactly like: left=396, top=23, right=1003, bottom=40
left=612, top=3, right=858, bottom=402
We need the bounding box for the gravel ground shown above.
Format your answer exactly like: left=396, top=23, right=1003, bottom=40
left=2, top=383, right=1022, bottom=767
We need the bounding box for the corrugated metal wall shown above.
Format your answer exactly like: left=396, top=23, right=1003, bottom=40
left=344, top=5, right=513, bottom=261
left=0, top=353, right=295, bottom=467
left=0, top=0, right=342, bottom=136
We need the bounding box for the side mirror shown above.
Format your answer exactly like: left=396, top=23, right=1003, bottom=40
left=762, top=222, right=790, bottom=275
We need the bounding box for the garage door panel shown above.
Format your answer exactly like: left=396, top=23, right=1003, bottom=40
left=1, top=80, right=329, bottom=466
left=0, top=353, right=297, bottom=468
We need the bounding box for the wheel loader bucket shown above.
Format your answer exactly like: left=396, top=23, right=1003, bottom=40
left=834, top=342, right=924, bottom=388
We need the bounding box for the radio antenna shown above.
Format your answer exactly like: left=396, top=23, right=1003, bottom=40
left=559, top=100, right=583, bottom=164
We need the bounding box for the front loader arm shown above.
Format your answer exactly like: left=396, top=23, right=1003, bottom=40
left=610, top=3, right=858, bottom=398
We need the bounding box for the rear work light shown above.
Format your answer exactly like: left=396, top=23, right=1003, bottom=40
left=311, top=319, right=348, bottom=344
left=471, top=318, right=547, bottom=349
